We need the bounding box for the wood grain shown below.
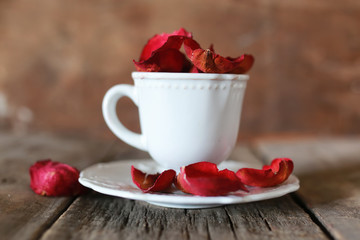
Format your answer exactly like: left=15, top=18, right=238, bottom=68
left=40, top=145, right=327, bottom=240
left=253, top=137, right=360, bottom=240
left=0, top=132, right=129, bottom=240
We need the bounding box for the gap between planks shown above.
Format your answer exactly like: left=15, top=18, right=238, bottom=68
left=248, top=138, right=360, bottom=240
left=35, top=197, right=77, bottom=240
left=290, top=193, right=335, bottom=240
left=34, top=138, right=137, bottom=240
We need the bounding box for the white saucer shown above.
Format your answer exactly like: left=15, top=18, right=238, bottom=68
left=79, top=159, right=300, bottom=209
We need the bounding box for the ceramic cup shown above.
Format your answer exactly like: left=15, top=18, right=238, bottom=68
left=102, top=72, right=249, bottom=169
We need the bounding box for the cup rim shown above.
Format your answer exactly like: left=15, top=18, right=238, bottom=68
left=132, top=71, right=249, bottom=81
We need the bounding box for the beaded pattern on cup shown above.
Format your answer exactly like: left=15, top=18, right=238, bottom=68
left=135, top=82, right=245, bottom=90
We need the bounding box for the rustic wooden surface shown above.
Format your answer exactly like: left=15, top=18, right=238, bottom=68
left=1, top=132, right=359, bottom=239
left=254, top=137, right=360, bottom=240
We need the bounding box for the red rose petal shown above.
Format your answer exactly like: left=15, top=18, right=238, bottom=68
left=29, top=159, right=87, bottom=196
left=131, top=166, right=176, bottom=193
left=176, top=162, right=248, bottom=196
left=134, top=49, right=189, bottom=72
left=209, top=44, right=215, bottom=53
left=139, top=28, right=192, bottom=61
left=189, top=65, right=202, bottom=73
left=236, top=158, right=294, bottom=187
left=183, top=38, right=201, bottom=59
left=184, top=38, right=254, bottom=74
left=226, top=54, right=255, bottom=74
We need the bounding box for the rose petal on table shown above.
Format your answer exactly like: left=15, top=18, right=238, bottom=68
left=29, top=159, right=87, bottom=196
left=236, top=158, right=294, bottom=187
left=176, top=162, right=248, bottom=196
left=139, top=27, right=192, bottom=61
left=134, top=49, right=189, bottom=72
left=184, top=38, right=254, bottom=73
left=131, top=166, right=176, bottom=193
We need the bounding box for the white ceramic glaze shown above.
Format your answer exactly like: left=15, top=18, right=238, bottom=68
left=79, top=159, right=300, bottom=209
left=102, top=72, right=249, bottom=169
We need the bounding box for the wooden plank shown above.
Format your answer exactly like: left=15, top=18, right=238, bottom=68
left=40, top=146, right=327, bottom=240
left=253, top=136, right=360, bottom=240
left=40, top=192, right=237, bottom=240
left=0, top=132, right=129, bottom=240
left=228, top=147, right=327, bottom=240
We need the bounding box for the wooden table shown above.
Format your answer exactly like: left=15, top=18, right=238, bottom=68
left=1, top=132, right=360, bottom=240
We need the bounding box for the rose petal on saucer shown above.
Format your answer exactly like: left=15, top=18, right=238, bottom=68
left=139, top=28, right=192, bottom=61
left=131, top=166, right=176, bottom=193
left=176, top=162, right=248, bottom=196
left=29, top=159, right=87, bottom=196
left=236, top=158, right=294, bottom=187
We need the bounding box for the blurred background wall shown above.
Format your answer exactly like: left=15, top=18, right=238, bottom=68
left=0, top=0, right=359, bottom=140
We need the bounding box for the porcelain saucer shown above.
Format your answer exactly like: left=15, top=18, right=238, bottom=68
left=79, top=159, right=300, bottom=209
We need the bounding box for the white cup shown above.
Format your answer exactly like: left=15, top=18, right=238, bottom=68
left=102, top=72, right=249, bottom=169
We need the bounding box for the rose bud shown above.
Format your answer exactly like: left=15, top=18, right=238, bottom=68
left=29, top=159, right=87, bottom=196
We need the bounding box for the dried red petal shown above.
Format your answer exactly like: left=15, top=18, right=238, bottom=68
left=183, top=38, right=201, bottom=58
left=134, top=49, right=189, bottom=72
left=184, top=38, right=254, bottom=74
left=176, top=162, right=248, bottom=196
left=29, top=159, right=87, bottom=196
left=139, top=28, right=192, bottom=61
left=131, top=166, right=176, bottom=193
left=236, top=158, right=294, bottom=187
left=189, top=65, right=202, bottom=73
left=226, top=55, right=255, bottom=74
left=135, top=28, right=193, bottom=72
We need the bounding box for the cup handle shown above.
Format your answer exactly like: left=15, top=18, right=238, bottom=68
left=102, top=84, right=147, bottom=151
